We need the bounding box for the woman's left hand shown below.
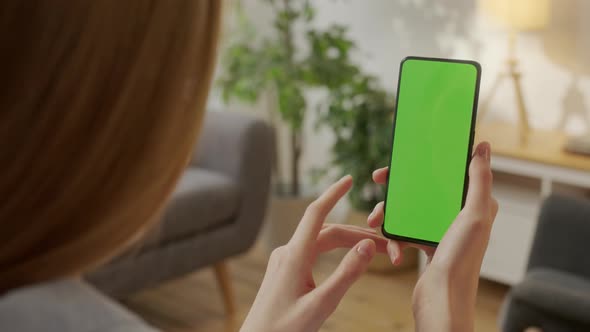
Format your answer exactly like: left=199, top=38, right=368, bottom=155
left=240, top=175, right=392, bottom=332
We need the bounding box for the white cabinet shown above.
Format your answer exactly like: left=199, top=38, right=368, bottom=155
left=481, top=174, right=541, bottom=284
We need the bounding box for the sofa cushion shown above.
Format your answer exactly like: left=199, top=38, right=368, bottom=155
left=0, top=279, right=157, bottom=332
left=511, top=268, right=590, bottom=326
left=143, top=168, right=240, bottom=248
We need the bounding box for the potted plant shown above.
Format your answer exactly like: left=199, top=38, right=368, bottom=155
left=316, top=74, right=418, bottom=272
left=219, top=0, right=362, bottom=249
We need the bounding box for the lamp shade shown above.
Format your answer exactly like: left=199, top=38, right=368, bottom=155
left=480, top=0, right=549, bottom=31
left=543, top=0, right=590, bottom=75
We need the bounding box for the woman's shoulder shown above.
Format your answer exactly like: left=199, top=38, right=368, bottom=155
left=0, top=278, right=158, bottom=332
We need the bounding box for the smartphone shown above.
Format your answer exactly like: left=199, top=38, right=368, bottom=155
left=382, top=56, right=481, bottom=246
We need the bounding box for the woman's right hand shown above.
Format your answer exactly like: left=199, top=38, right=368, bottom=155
left=368, top=141, right=499, bottom=332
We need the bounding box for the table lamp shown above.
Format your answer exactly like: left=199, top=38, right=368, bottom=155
left=478, top=0, right=550, bottom=144
left=543, top=0, right=590, bottom=155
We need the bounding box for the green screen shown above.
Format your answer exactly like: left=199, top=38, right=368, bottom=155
left=383, top=58, right=479, bottom=244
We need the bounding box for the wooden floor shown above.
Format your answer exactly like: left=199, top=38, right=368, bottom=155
left=124, top=244, right=509, bottom=332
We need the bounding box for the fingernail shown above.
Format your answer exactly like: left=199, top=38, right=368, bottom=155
left=356, top=241, right=374, bottom=258
left=476, top=142, right=491, bottom=162
left=387, top=245, right=398, bottom=264
left=368, top=205, right=378, bottom=220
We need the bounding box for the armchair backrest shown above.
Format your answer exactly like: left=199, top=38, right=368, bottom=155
left=527, top=194, right=590, bottom=277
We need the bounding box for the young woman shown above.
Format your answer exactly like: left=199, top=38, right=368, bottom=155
left=0, top=1, right=497, bottom=331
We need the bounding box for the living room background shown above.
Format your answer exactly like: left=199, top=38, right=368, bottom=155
left=208, top=0, right=590, bottom=204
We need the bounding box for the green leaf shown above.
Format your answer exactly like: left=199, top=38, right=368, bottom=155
left=303, top=0, right=315, bottom=21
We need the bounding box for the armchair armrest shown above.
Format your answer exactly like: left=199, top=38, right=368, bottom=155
left=516, top=269, right=590, bottom=322
left=500, top=268, right=590, bottom=331
left=191, top=110, right=275, bottom=244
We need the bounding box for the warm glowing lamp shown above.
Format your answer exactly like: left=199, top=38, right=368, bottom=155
left=543, top=0, right=590, bottom=155
left=479, top=0, right=550, bottom=144
left=543, top=0, right=590, bottom=130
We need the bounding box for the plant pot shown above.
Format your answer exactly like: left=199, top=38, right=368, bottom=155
left=261, top=194, right=316, bottom=251
left=347, top=208, right=418, bottom=273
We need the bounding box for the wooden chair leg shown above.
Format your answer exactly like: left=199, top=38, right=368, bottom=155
left=214, top=262, right=236, bottom=316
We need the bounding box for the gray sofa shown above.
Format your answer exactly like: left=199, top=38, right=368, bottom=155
left=87, top=111, right=274, bottom=311
left=499, top=194, right=590, bottom=331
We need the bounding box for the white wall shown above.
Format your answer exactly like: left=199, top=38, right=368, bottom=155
left=210, top=0, right=590, bottom=196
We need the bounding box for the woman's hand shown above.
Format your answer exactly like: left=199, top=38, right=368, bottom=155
left=368, top=141, right=498, bottom=332
left=241, top=175, right=391, bottom=332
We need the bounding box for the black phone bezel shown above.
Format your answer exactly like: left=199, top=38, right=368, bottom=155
left=381, top=56, right=482, bottom=247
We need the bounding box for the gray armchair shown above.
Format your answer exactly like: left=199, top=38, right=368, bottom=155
left=499, top=194, right=590, bottom=331
left=87, top=111, right=274, bottom=314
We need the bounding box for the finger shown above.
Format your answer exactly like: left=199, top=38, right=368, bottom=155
left=464, top=142, right=493, bottom=216
left=387, top=240, right=437, bottom=265
left=432, top=142, right=496, bottom=268
left=367, top=201, right=384, bottom=228
left=290, top=175, right=353, bottom=252
left=372, top=167, right=389, bottom=185
left=310, top=239, right=376, bottom=314
left=387, top=240, right=404, bottom=265
left=316, top=224, right=389, bottom=254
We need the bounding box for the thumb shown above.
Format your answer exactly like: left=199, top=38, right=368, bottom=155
left=311, top=239, right=376, bottom=315
left=464, top=141, right=492, bottom=216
